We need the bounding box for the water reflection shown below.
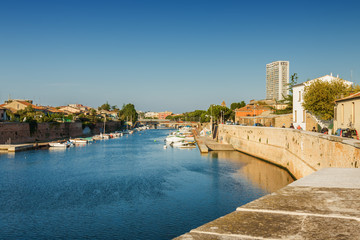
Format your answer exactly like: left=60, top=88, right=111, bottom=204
left=207, top=151, right=294, bottom=193
left=0, top=151, right=15, bottom=158
left=0, top=130, right=295, bottom=239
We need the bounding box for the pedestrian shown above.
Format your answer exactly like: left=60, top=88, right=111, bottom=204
left=290, top=123, right=294, bottom=129
left=312, top=127, right=316, bottom=132
left=282, top=124, right=285, bottom=128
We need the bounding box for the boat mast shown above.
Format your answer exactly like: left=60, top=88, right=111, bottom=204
left=103, top=114, right=106, bottom=134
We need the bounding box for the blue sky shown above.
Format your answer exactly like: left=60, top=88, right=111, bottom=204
left=1, top=0, right=359, bottom=113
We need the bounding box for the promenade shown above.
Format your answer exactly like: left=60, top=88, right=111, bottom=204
left=175, top=168, right=360, bottom=239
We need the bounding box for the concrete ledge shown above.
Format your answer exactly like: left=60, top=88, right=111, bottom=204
left=175, top=168, right=360, bottom=239
left=0, top=143, right=49, bottom=152
left=289, top=168, right=360, bottom=189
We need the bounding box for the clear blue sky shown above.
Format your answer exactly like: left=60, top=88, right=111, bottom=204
left=1, top=0, right=359, bottom=113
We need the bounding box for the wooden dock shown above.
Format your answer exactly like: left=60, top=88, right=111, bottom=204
left=0, top=143, right=49, bottom=152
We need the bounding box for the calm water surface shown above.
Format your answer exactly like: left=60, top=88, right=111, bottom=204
left=0, top=129, right=293, bottom=239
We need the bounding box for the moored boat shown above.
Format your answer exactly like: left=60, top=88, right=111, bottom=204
left=49, top=141, right=71, bottom=148
left=69, top=138, right=88, bottom=144
left=171, top=140, right=196, bottom=148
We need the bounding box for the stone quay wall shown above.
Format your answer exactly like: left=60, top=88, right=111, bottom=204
left=217, top=125, right=360, bottom=179
left=91, top=121, right=123, bottom=134
left=0, top=121, right=123, bottom=144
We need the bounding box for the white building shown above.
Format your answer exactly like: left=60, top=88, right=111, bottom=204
left=144, top=112, right=159, bottom=119
left=266, top=61, right=289, bottom=101
left=293, top=74, right=352, bottom=130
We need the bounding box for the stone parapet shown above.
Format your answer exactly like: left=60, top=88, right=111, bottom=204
left=217, top=125, right=360, bottom=179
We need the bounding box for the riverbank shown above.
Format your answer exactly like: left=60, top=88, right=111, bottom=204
left=175, top=168, right=360, bottom=239
left=0, top=121, right=122, bottom=145
left=177, top=125, right=360, bottom=239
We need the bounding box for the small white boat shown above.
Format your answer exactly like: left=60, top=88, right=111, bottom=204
left=111, top=132, right=122, bottom=138
left=69, top=138, right=88, bottom=144
left=101, top=134, right=110, bottom=140
left=92, top=135, right=103, bottom=140
left=165, top=136, right=186, bottom=143
left=49, top=141, right=71, bottom=148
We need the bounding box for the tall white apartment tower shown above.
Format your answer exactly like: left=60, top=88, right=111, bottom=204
left=266, top=61, right=289, bottom=101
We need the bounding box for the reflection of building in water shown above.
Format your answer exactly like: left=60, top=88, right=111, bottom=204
left=208, top=151, right=294, bottom=193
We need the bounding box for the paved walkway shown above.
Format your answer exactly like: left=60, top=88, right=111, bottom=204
left=175, top=168, right=360, bottom=239
left=0, top=142, right=49, bottom=152
left=195, top=136, right=233, bottom=153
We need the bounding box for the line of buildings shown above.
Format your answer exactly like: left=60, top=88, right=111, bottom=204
left=235, top=61, right=360, bottom=134
left=143, top=111, right=173, bottom=120
left=0, top=99, right=120, bottom=121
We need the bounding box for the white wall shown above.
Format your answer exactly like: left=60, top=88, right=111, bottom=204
left=293, top=84, right=306, bottom=129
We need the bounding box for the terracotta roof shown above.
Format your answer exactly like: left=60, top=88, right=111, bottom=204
left=236, top=105, right=271, bottom=112
left=46, top=107, right=63, bottom=113
left=335, top=92, right=360, bottom=102
left=16, top=100, right=33, bottom=106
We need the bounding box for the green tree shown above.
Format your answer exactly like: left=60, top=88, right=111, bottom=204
left=98, top=102, right=111, bottom=111
left=111, top=105, right=119, bottom=111
left=119, top=103, right=138, bottom=123
left=303, top=79, right=355, bottom=120
left=207, top=105, right=232, bottom=123
left=230, top=101, right=246, bottom=110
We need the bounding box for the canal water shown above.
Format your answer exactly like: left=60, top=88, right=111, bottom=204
left=0, top=129, right=293, bottom=239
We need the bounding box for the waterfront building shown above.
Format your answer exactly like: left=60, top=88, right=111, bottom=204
left=0, top=99, right=48, bottom=114
left=266, top=61, right=289, bottom=101
left=249, top=99, right=287, bottom=110
left=144, top=112, right=159, bottom=119
left=235, top=104, right=271, bottom=125
left=58, top=106, right=81, bottom=114
left=68, top=104, right=92, bottom=112
left=158, top=111, right=173, bottom=119
left=98, top=110, right=119, bottom=120
left=334, top=92, right=360, bottom=134
left=292, top=74, right=352, bottom=131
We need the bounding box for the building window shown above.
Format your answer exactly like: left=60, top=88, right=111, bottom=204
left=298, top=91, right=301, bottom=102
left=303, top=110, right=306, bottom=123
left=295, top=110, right=297, bottom=122
left=334, top=107, right=337, bottom=121
left=341, top=104, right=344, bottom=124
